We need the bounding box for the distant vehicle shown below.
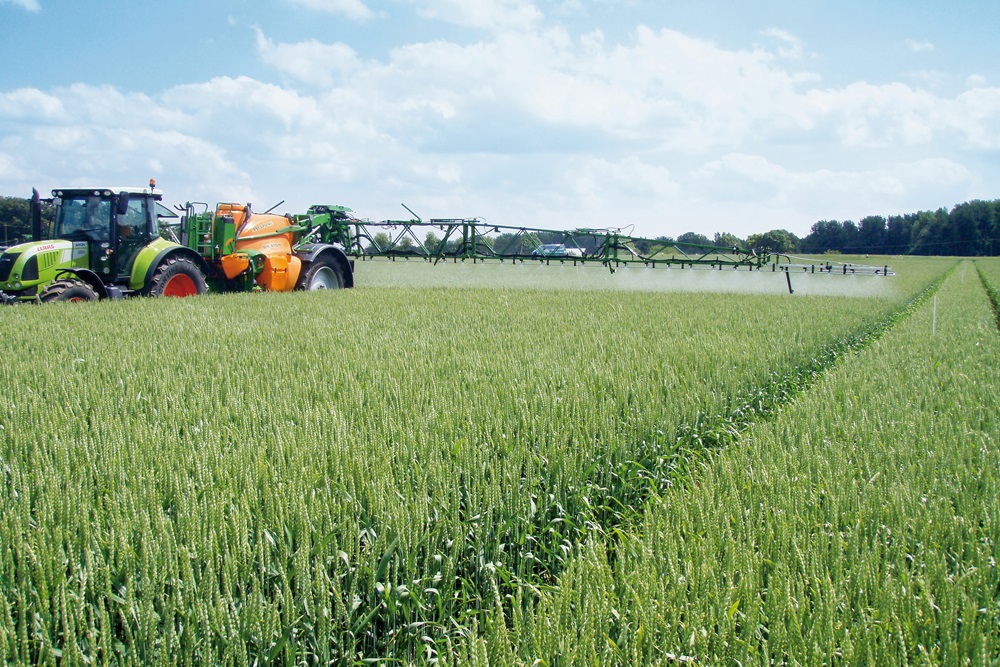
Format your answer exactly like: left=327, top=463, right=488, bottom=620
left=532, top=243, right=583, bottom=258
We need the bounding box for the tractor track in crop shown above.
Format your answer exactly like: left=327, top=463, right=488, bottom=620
left=976, top=262, right=1000, bottom=334
left=478, top=263, right=956, bottom=640
left=621, top=263, right=954, bottom=505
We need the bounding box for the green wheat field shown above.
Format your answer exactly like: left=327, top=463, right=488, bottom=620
left=1, top=256, right=998, bottom=665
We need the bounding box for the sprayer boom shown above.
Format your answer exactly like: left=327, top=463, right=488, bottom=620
left=293, top=205, right=893, bottom=277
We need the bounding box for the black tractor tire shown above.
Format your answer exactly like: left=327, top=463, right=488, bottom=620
left=296, top=256, right=344, bottom=290
left=145, top=256, right=208, bottom=298
left=39, top=279, right=99, bottom=303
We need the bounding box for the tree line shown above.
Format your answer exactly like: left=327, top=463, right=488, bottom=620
left=2, top=194, right=998, bottom=256
left=798, top=199, right=1000, bottom=256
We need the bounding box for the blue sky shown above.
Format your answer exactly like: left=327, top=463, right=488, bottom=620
left=0, top=0, right=997, bottom=239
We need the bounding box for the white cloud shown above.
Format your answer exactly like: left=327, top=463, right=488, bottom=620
left=906, top=39, right=934, bottom=53
left=1, top=0, right=40, bottom=12
left=254, top=28, right=361, bottom=87
left=407, top=0, right=543, bottom=31
left=949, top=86, right=1000, bottom=149
left=762, top=28, right=805, bottom=59
left=287, top=0, right=375, bottom=20
left=800, top=82, right=936, bottom=147
left=0, top=88, right=66, bottom=120
left=2, top=14, right=997, bottom=239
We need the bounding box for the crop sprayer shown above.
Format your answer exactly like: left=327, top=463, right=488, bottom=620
left=0, top=182, right=892, bottom=303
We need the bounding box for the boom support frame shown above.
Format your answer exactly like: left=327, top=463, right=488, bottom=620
left=293, top=205, right=894, bottom=276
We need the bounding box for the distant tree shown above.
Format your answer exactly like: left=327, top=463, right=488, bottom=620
left=746, top=229, right=799, bottom=254
left=713, top=231, right=745, bottom=249
left=885, top=214, right=915, bottom=254
left=990, top=201, right=1000, bottom=256
left=0, top=197, right=30, bottom=245
left=949, top=200, right=991, bottom=256
left=858, top=215, right=887, bottom=254
left=675, top=231, right=712, bottom=249
left=522, top=232, right=541, bottom=254
left=368, top=231, right=391, bottom=253
left=424, top=231, right=441, bottom=253
left=802, top=220, right=842, bottom=253
left=907, top=209, right=947, bottom=255
left=633, top=238, right=655, bottom=254
left=796, top=197, right=1000, bottom=257
left=0, top=195, right=57, bottom=245
left=840, top=220, right=860, bottom=253
left=491, top=231, right=542, bottom=255
left=633, top=235, right=675, bottom=257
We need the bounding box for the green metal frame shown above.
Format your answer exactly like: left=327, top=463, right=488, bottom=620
left=290, top=206, right=894, bottom=276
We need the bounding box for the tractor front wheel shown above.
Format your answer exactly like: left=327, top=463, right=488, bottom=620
left=39, top=279, right=99, bottom=303
left=296, top=257, right=344, bottom=290
left=146, top=256, right=208, bottom=297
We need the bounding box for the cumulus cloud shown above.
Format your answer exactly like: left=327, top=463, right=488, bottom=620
left=1, top=0, right=40, bottom=11
left=906, top=39, right=934, bottom=53
left=949, top=86, right=1000, bottom=149
left=0, top=88, right=66, bottom=121
left=406, top=0, right=543, bottom=31
left=761, top=28, right=805, bottom=59
left=287, top=0, right=375, bottom=20
left=254, top=28, right=362, bottom=87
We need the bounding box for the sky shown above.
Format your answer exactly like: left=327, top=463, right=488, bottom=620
left=0, top=0, right=997, bottom=240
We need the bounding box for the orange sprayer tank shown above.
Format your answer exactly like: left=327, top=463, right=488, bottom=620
left=214, top=204, right=302, bottom=291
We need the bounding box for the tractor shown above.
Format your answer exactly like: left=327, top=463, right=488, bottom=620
left=0, top=183, right=355, bottom=303
left=0, top=184, right=209, bottom=303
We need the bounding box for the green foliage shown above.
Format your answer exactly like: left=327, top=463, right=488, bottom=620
left=675, top=231, right=712, bottom=248
left=0, top=196, right=30, bottom=244
left=368, top=230, right=391, bottom=252
left=0, top=195, right=55, bottom=245
left=746, top=228, right=800, bottom=254
left=713, top=231, right=744, bottom=249
left=803, top=199, right=1000, bottom=256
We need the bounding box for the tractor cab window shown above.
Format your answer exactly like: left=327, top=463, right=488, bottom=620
left=153, top=202, right=177, bottom=237
left=118, top=197, right=148, bottom=240
left=56, top=196, right=111, bottom=242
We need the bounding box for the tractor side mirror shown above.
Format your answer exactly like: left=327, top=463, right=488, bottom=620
left=116, top=191, right=131, bottom=216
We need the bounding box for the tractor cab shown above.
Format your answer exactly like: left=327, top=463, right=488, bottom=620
left=52, top=187, right=162, bottom=281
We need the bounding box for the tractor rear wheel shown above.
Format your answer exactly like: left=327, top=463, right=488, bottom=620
left=39, top=279, right=99, bottom=303
left=297, top=257, right=344, bottom=290
left=146, top=256, right=208, bottom=297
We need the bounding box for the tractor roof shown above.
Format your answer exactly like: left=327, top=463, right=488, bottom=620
left=51, top=187, right=163, bottom=200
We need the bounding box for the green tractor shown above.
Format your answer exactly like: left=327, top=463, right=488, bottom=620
left=0, top=184, right=209, bottom=303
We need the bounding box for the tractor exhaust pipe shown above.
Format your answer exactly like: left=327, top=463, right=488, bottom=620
left=30, top=188, right=42, bottom=242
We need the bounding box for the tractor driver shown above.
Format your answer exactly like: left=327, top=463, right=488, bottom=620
left=117, top=198, right=146, bottom=240
left=84, top=199, right=110, bottom=241
left=57, top=197, right=112, bottom=241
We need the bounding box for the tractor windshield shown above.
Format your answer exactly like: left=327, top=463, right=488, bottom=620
left=55, top=196, right=111, bottom=242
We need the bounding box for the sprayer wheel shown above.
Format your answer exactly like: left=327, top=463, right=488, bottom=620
left=297, top=257, right=344, bottom=290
